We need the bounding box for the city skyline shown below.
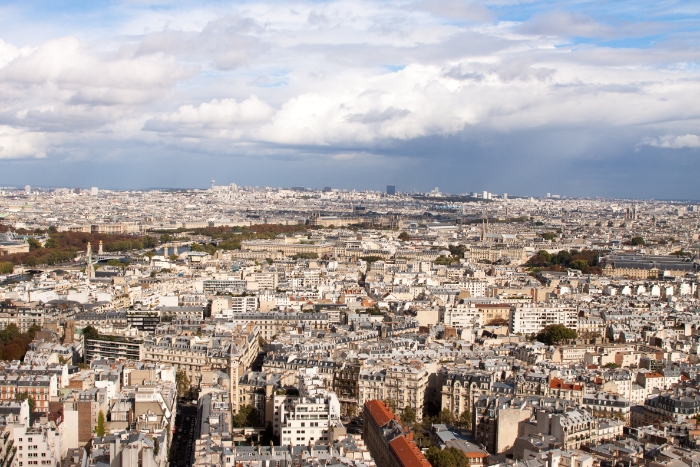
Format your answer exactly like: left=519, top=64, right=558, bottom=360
left=0, top=0, right=699, bottom=197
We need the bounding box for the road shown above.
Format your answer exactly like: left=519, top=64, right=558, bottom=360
left=169, top=400, right=198, bottom=467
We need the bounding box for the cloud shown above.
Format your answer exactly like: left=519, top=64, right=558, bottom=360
left=411, top=0, right=493, bottom=22
left=0, top=125, right=46, bottom=159
left=143, top=95, right=276, bottom=135
left=1, top=0, right=700, bottom=197
left=517, top=10, right=612, bottom=38
left=641, top=134, right=700, bottom=149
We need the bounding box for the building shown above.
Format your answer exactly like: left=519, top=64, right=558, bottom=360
left=509, top=305, right=578, bottom=335
left=84, top=337, right=144, bottom=363
left=386, top=186, right=396, bottom=196
left=273, top=394, right=341, bottom=446
left=362, top=400, right=430, bottom=467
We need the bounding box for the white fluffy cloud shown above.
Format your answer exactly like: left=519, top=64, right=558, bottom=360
left=641, top=134, right=700, bottom=149
left=0, top=0, right=699, bottom=162
left=0, top=125, right=46, bottom=159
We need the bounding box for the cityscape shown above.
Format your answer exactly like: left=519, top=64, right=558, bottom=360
left=1, top=1, right=700, bottom=467
left=0, top=184, right=699, bottom=467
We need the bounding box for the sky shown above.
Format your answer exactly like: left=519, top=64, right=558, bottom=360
left=0, top=0, right=699, bottom=198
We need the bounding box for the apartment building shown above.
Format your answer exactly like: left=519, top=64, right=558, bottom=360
left=384, top=364, right=429, bottom=421
left=440, top=369, right=494, bottom=419
left=272, top=395, right=341, bottom=446
left=510, top=305, right=578, bottom=335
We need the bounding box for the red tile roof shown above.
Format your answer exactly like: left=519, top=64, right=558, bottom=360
left=365, top=399, right=394, bottom=427
left=549, top=377, right=582, bottom=390
left=389, top=436, right=432, bottom=467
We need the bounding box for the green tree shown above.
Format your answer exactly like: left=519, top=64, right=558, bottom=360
left=398, top=232, right=410, bottom=241
left=401, top=406, right=416, bottom=425
left=153, top=438, right=159, bottom=456
left=0, top=261, right=13, bottom=274
left=169, top=254, right=179, bottom=261
left=602, top=362, right=620, bottom=369
left=96, top=410, right=106, bottom=436
left=570, top=259, right=588, bottom=271
left=541, top=232, right=557, bottom=241
left=27, top=238, right=42, bottom=250
left=15, top=391, right=36, bottom=413
left=176, top=370, right=191, bottom=397
left=26, top=324, right=41, bottom=340
left=412, top=422, right=428, bottom=448
left=437, top=408, right=456, bottom=426
left=44, top=238, right=60, bottom=249
left=142, top=236, right=158, bottom=248
left=426, top=447, right=470, bottom=467
left=81, top=325, right=100, bottom=341
left=629, top=236, right=645, bottom=246
left=536, top=324, right=578, bottom=345
left=233, top=405, right=259, bottom=427
left=0, top=324, right=21, bottom=345
left=458, top=408, right=472, bottom=430
left=383, top=399, right=396, bottom=412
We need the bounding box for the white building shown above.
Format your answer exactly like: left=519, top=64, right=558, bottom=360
left=510, top=305, right=578, bottom=335
left=272, top=395, right=341, bottom=446
left=444, top=305, right=483, bottom=328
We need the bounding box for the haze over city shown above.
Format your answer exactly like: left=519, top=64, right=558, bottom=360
left=0, top=0, right=699, bottom=197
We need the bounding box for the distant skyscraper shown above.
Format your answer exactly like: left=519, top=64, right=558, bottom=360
left=91, top=187, right=99, bottom=196
left=323, top=187, right=332, bottom=192
left=482, top=190, right=488, bottom=199
left=546, top=193, right=551, bottom=198
left=503, top=193, right=508, bottom=200
left=386, top=185, right=396, bottom=195
left=24, top=185, right=30, bottom=194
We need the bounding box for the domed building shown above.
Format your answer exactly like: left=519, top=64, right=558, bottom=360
left=0, top=232, right=30, bottom=256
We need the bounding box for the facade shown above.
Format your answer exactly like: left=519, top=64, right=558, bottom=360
left=273, top=395, right=341, bottom=446
left=510, top=305, right=578, bottom=335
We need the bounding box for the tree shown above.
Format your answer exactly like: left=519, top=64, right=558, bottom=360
left=486, top=318, right=509, bottom=327
left=169, top=254, right=179, bottom=261
left=153, top=438, right=159, bottom=456
left=82, top=325, right=100, bottom=341
left=541, top=232, right=557, bottom=241
left=142, top=236, right=158, bottom=248
left=401, top=406, right=416, bottom=425
left=536, top=324, right=577, bottom=345
left=437, top=408, right=456, bottom=426
left=0, top=261, right=13, bottom=274
left=44, top=238, right=60, bottom=249
left=629, top=236, right=645, bottom=246
left=233, top=405, right=259, bottom=427
left=27, top=238, right=42, bottom=250
left=398, top=232, right=410, bottom=241
left=426, top=447, right=470, bottom=467
left=602, top=362, right=620, bottom=369
left=26, top=324, right=41, bottom=340
left=15, top=391, right=36, bottom=413
left=412, top=422, right=428, bottom=448
left=176, top=370, right=191, bottom=397
left=96, top=410, right=106, bottom=437
left=458, top=408, right=472, bottom=430
left=570, top=260, right=588, bottom=271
